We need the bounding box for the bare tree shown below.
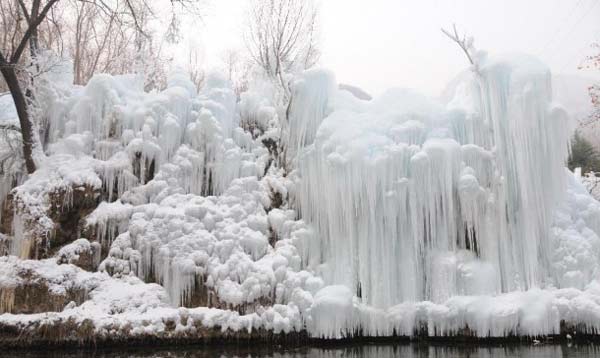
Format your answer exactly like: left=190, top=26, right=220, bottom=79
left=220, top=48, right=250, bottom=96
left=0, top=0, right=200, bottom=174
left=57, top=0, right=164, bottom=86
left=0, top=1, right=24, bottom=93
left=244, top=0, right=320, bottom=99
left=0, top=0, right=60, bottom=174
left=186, top=43, right=205, bottom=91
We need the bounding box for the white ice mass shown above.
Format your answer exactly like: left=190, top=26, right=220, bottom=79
left=298, top=55, right=571, bottom=307
left=1, top=51, right=600, bottom=341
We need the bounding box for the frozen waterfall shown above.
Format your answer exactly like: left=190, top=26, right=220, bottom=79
left=295, top=55, right=571, bottom=309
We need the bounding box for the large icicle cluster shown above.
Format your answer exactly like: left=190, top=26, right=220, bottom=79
left=4, top=68, right=259, bottom=259
left=285, top=69, right=337, bottom=160
left=51, top=68, right=253, bottom=199
left=296, top=55, right=576, bottom=313
left=3, top=50, right=600, bottom=343
left=99, top=174, right=325, bottom=309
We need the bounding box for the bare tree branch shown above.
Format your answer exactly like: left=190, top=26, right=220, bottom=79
left=244, top=0, right=320, bottom=98
left=441, top=24, right=475, bottom=66
left=16, top=0, right=31, bottom=23
left=10, top=0, right=61, bottom=63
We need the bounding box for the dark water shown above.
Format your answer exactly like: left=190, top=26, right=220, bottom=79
left=4, top=343, right=600, bottom=358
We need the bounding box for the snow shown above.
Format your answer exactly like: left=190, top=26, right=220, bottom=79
left=309, top=285, right=354, bottom=339
left=301, top=281, right=600, bottom=338
left=552, top=173, right=600, bottom=290
left=56, top=238, right=101, bottom=267
left=0, top=94, right=17, bottom=123
left=0, top=256, right=103, bottom=296
left=2, top=52, right=600, bottom=342
left=86, top=200, right=133, bottom=246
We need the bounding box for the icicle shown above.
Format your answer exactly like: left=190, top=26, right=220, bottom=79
left=95, top=151, right=138, bottom=202
left=310, top=285, right=355, bottom=339
left=0, top=288, right=15, bottom=314
left=86, top=200, right=133, bottom=247
left=0, top=175, right=19, bottom=225
left=200, top=71, right=239, bottom=138
left=69, top=74, right=125, bottom=140
left=132, top=232, right=199, bottom=307
left=285, top=69, right=336, bottom=161
left=185, top=108, right=243, bottom=195
left=95, top=140, right=122, bottom=161
left=10, top=212, right=32, bottom=259
left=158, top=113, right=182, bottom=162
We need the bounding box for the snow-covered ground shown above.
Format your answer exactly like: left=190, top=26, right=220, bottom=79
left=1, top=51, right=600, bottom=343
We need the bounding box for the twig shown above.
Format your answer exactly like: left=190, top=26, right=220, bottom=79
left=441, top=24, right=474, bottom=65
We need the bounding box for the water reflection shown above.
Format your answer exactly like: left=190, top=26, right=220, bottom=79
left=9, top=343, right=600, bottom=358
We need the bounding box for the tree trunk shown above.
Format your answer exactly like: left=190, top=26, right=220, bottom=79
left=0, top=65, right=37, bottom=174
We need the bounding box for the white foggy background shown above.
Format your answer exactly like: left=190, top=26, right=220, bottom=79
left=181, top=0, right=600, bottom=97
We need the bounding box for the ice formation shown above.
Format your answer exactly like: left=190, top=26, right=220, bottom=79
left=296, top=55, right=574, bottom=312
left=2, top=50, right=600, bottom=342
left=57, top=70, right=252, bottom=198
left=100, top=175, right=324, bottom=308
left=285, top=69, right=337, bottom=160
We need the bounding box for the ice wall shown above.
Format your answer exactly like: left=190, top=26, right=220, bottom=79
left=296, top=55, right=572, bottom=310
left=4, top=68, right=257, bottom=260
left=53, top=70, right=253, bottom=198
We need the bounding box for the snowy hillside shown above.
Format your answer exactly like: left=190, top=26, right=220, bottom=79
left=1, top=52, right=600, bottom=345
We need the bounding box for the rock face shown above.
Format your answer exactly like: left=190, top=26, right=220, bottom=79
left=0, top=281, right=87, bottom=314
left=0, top=257, right=89, bottom=314
left=47, top=185, right=101, bottom=252
left=56, top=239, right=102, bottom=272
left=0, top=184, right=101, bottom=260
left=0, top=320, right=305, bottom=349
left=0, top=234, right=9, bottom=257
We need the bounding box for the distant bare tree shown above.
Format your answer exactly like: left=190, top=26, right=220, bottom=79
left=0, top=1, right=23, bottom=93
left=66, top=0, right=172, bottom=87
left=244, top=0, right=320, bottom=99
left=186, top=44, right=205, bottom=91
left=580, top=43, right=600, bottom=124
left=220, top=48, right=250, bottom=96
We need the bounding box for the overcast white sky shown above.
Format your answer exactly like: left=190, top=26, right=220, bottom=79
left=186, top=0, right=600, bottom=97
